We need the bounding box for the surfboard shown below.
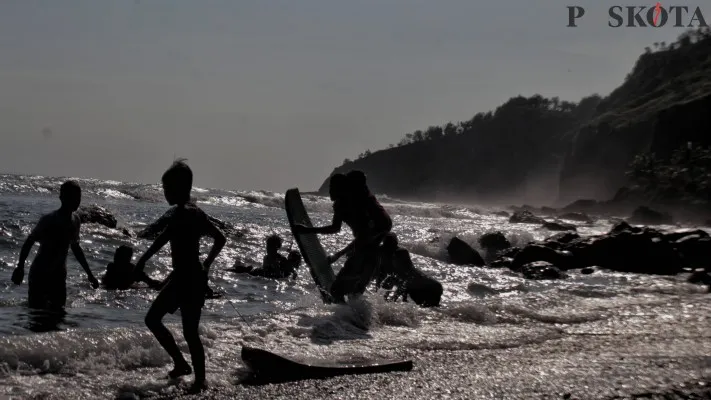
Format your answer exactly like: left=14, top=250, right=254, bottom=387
left=241, top=346, right=413, bottom=383
left=285, top=188, right=336, bottom=303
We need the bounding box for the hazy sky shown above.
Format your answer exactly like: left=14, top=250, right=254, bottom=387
left=0, top=0, right=698, bottom=191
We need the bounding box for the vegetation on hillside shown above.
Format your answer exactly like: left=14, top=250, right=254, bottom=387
left=627, top=144, right=711, bottom=205
left=328, top=28, right=711, bottom=205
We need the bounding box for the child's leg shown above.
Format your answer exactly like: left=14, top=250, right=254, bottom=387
left=181, top=305, right=206, bottom=387
left=145, top=284, right=190, bottom=375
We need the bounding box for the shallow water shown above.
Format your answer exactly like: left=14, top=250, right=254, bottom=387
left=0, top=174, right=708, bottom=399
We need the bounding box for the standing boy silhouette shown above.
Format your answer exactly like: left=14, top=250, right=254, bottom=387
left=133, top=160, right=226, bottom=393
left=13, top=180, right=99, bottom=310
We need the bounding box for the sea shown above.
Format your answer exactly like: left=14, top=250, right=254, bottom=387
left=0, top=174, right=709, bottom=399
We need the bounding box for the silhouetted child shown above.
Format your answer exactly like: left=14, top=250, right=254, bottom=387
left=376, top=233, right=443, bottom=307
left=102, top=245, right=161, bottom=290
left=12, top=181, right=99, bottom=310
left=231, top=234, right=301, bottom=279
left=133, top=160, right=226, bottom=393
left=295, top=171, right=392, bottom=303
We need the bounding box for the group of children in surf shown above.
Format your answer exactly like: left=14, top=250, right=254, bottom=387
left=10, top=161, right=442, bottom=393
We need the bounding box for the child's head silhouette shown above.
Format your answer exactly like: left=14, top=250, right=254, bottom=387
left=328, top=173, right=348, bottom=201
left=162, top=159, right=192, bottom=205
left=266, top=234, right=283, bottom=253
left=59, top=180, right=82, bottom=211
left=114, top=245, right=134, bottom=264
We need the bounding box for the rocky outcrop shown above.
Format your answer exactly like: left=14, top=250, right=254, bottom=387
left=542, top=221, right=577, bottom=232
left=490, top=221, right=698, bottom=276
left=509, top=211, right=545, bottom=224
left=446, top=237, right=485, bottom=266
left=77, top=205, right=118, bottom=229
left=478, top=232, right=511, bottom=252
left=520, top=261, right=567, bottom=280
left=627, top=206, right=674, bottom=225
left=558, top=212, right=593, bottom=223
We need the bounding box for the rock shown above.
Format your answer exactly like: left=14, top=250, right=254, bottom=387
left=77, top=205, right=118, bottom=229
left=479, top=232, right=511, bottom=251
left=121, top=228, right=132, bottom=237
left=493, top=211, right=510, bottom=217
left=545, top=232, right=581, bottom=244
left=489, top=257, right=513, bottom=269
left=509, top=211, right=545, bottom=224
left=562, top=199, right=598, bottom=212
left=446, top=237, right=485, bottom=266
left=521, top=261, right=567, bottom=280
left=688, top=270, right=711, bottom=284
left=608, top=221, right=638, bottom=235
left=581, top=267, right=595, bottom=274
left=558, top=212, right=594, bottom=223
left=499, top=247, right=521, bottom=259
left=663, top=229, right=709, bottom=242
left=542, top=221, right=577, bottom=231
left=627, top=206, right=673, bottom=225
left=540, top=207, right=558, bottom=215
left=512, top=244, right=577, bottom=271
left=577, top=230, right=683, bottom=275
left=674, top=236, right=711, bottom=269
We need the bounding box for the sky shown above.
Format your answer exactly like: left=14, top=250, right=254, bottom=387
left=0, top=0, right=702, bottom=191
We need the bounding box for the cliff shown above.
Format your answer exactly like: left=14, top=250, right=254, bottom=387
left=319, top=29, right=711, bottom=206
left=558, top=30, right=711, bottom=203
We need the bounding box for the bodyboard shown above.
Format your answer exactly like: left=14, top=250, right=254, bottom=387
left=241, top=346, right=413, bottom=383
left=285, top=188, right=336, bottom=303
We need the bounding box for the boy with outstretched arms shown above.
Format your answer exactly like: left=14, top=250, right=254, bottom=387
left=12, top=180, right=99, bottom=310
left=133, top=160, right=226, bottom=393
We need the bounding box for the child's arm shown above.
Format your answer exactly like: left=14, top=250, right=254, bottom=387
left=327, top=240, right=355, bottom=264
left=134, top=229, right=171, bottom=274
left=294, top=213, right=343, bottom=235
left=202, top=218, right=226, bottom=273
left=12, top=237, right=37, bottom=285
left=71, top=243, right=99, bottom=289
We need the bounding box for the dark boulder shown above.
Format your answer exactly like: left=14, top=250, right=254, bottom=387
left=542, top=221, right=577, bottom=231
left=499, top=247, right=521, bottom=259
left=688, top=271, right=711, bottom=285
left=558, top=212, right=594, bottom=223
left=479, top=232, right=511, bottom=252
left=545, top=232, right=581, bottom=244
left=509, top=211, right=545, bottom=224
left=581, top=267, right=595, bottom=275
left=627, top=206, right=673, bottom=225
left=674, top=235, right=711, bottom=269
left=608, top=221, right=640, bottom=235
left=663, top=229, right=709, bottom=243
left=577, top=230, right=682, bottom=275
left=540, top=207, right=558, bottom=216
left=512, top=244, right=577, bottom=271
left=489, top=257, right=513, bottom=269
left=562, top=199, right=598, bottom=212
left=77, top=205, right=118, bottom=229
left=521, top=261, right=567, bottom=280
left=446, top=237, right=485, bottom=266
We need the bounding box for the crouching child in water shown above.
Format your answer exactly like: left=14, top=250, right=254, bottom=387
left=133, top=160, right=226, bottom=393
left=375, top=233, right=443, bottom=307
left=12, top=180, right=99, bottom=310
left=102, top=245, right=162, bottom=290
left=231, top=234, right=301, bottom=280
